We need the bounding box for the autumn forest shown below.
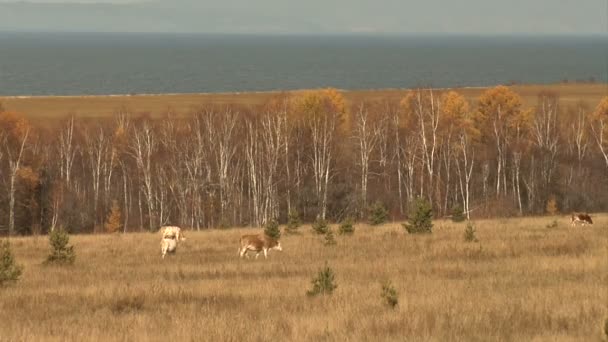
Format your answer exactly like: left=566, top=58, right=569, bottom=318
left=1, top=86, right=607, bottom=235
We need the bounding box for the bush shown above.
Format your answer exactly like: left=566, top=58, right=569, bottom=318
left=324, top=229, right=337, bottom=246
left=546, top=196, right=559, bottom=216
left=0, top=240, right=23, bottom=286
left=381, top=281, right=399, bottom=309
left=307, top=263, right=337, bottom=296
left=402, top=198, right=433, bottom=234
left=369, top=201, right=388, bottom=225
left=451, top=204, right=466, bottom=222
left=105, top=200, right=122, bottom=233
left=338, top=217, right=355, bottom=235
left=546, top=220, right=558, bottom=229
left=285, top=210, right=301, bottom=234
left=464, top=222, right=478, bottom=242
left=264, top=219, right=281, bottom=240
left=45, top=228, right=75, bottom=265
left=312, top=217, right=329, bottom=235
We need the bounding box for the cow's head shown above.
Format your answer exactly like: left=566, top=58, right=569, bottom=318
left=272, top=241, right=283, bottom=252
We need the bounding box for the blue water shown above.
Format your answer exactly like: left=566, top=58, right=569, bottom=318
left=0, top=32, right=606, bottom=96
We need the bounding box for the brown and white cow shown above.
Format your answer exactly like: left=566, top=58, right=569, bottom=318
left=571, top=213, right=593, bottom=226
left=238, top=234, right=282, bottom=259
left=160, top=226, right=186, bottom=258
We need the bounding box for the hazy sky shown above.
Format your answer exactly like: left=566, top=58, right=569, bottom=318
left=0, top=0, right=606, bottom=34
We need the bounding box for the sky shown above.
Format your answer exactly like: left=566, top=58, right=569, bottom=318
left=0, top=0, right=606, bottom=34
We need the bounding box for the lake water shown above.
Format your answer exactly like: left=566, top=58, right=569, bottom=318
left=0, top=32, right=606, bottom=96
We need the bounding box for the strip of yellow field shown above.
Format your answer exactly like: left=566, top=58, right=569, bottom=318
left=1, top=215, right=606, bottom=340
left=1, top=83, right=606, bottom=118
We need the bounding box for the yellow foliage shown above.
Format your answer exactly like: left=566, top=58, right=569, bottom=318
left=105, top=200, right=122, bottom=234
left=545, top=196, right=559, bottom=216
left=593, top=96, right=608, bottom=118
left=441, top=91, right=470, bottom=123
left=591, top=96, right=608, bottom=136
left=477, top=86, right=531, bottom=137
left=290, top=88, right=348, bottom=132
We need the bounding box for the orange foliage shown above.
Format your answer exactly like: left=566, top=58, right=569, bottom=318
left=477, top=86, right=531, bottom=136
left=440, top=91, right=470, bottom=124
left=105, top=200, right=122, bottom=234
left=17, top=167, right=40, bottom=188
left=0, top=111, right=30, bottom=142
left=592, top=96, right=608, bottom=128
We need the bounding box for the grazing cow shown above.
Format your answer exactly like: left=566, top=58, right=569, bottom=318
left=160, top=237, right=178, bottom=259
left=159, top=226, right=186, bottom=259
left=571, top=213, right=593, bottom=226
left=238, top=234, right=282, bottom=259
left=160, top=226, right=186, bottom=241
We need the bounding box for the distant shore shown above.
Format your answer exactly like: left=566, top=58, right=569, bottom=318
left=1, top=82, right=606, bottom=118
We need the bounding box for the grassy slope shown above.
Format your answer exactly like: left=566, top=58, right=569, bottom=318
left=1, top=215, right=606, bottom=341
left=1, top=83, right=607, bottom=118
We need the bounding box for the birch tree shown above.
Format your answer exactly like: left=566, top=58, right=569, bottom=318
left=590, top=96, right=608, bottom=172
left=401, top=89, right=440, bottom=204
left=204, top=108, right=240, bottom=225
left=292, top=89, right=346, bottom=219
left=0, top=111, right=31, bottom=235
left=130, top=120, right=156, bottom=231
left=353, top=103, right=384, bottom=216
left=531, top=93, right=560, bottom=205
left=477, top=86, right=523, bottom=197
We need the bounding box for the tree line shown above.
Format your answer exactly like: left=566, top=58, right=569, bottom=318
left=0, top=86, right=607, bottom=235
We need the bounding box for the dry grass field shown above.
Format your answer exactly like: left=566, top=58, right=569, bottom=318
left=1, top=215, right=607, bottom=341
left=1, top=83, right=606, bottom=118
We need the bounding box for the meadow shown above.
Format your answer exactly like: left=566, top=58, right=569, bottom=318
left=1, top=83, right=606, bottom=118
left=1, top=215, right=606, bottom=341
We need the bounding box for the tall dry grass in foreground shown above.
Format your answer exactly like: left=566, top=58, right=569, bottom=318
left=1, top=215, right=607, bottom=341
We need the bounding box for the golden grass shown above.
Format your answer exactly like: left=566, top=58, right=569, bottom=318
left=1, top=83, right=607, bottom=118
left=1, top=214, right=607, bottom=341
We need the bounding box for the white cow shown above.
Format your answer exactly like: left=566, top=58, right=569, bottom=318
left=160, top=226, right=186, bottom=259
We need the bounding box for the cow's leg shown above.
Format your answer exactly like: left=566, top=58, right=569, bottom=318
left=263, top=248, right=268, bottom=259
left=255, top=251, right=261, bottom=259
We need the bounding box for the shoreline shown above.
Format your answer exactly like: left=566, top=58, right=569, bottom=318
left=1, top=82, right=606, bottom=118
left=0, top=82, right=598, bottom=99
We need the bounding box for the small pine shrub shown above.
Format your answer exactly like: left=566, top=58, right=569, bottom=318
left=369, top=201, right=388, bottom=225
left=546, top=196, right=559, bottom=216
left=381, top=281, right=399, bottom=309
left=0, top=240, right=23, bottom=286
left=451, top=204, right=466, bottom=222
left=546, top=220, right=558, bottom=229
left=45, top=228, right=75, bottom=265
left=324, top=229, right=337, bottom=246
left=218, top=219, right=230, bottom=230
left=264, top=219, right=281, bottom=240
left=464, top=222, right=478, bottom=242
left=285, top=210, right=301, bottom=234
left=338, top=217, right=355, bottom=235
left=111, top=294, right=146, bottom=314
left=402, top=198, right=433, bottom=234
left=105, top=200, right=122, bottom=233
left=307, top=263, right=337, bottom=296
left=312, top=217, right=329, bottom=235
